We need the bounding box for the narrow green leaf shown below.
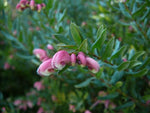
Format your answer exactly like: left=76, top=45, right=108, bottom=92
left=77, top=39, right=88, bottom=53
left=70, top=23, right=82, bottom=45
left=130, top=51, right=145, bottom=60
left=58, top=9, right=67, bottom=22
left=110, top=71, right=124, bottom=85
left=110, top=46, right=127, bottom=61
left=91, top=27, right=106, bottom=50
left=117, top=61, right=130, bottom=71
left=75, top=77, right=96, bottom=88
left=119, top=3, right=132, bottom=18
left=102, top=37, right=114, bottom=60
left=128, top=60, right=142, bottom=68
left=132, top=3, right=146, bottom=17
left=132, top=69, right=148, bottom=77
left=54, top=34, right=72, bottom=45
left=138, top=57, right=150, bottom=70
left=116, top=101, right=134, bottom=110
left=96, top=25, right=104, bottom=38
left=98, top=92, right=119, bottom=100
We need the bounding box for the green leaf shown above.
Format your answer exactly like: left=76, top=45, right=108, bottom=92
left=75, top=77, right=96, bottom=88
left=132, top=3, right=146, bottom=17
left=102, top=37, right=114, bottom=60
left=110, top=71, right=124, bottom=85
left=130, top=51, right=145, bottom=60
left=117, top=61, right=130, bottom=71
left=128, top=60, right=142, bottom=68
left=132, top=69, right=148, bottom=77
left=54, top=34, right=72, bottom=45
left=116, top=101, right=134, bottom=110
left=91, top=26, right=106, bottom=50
left=58, top=9, right=67, bottom=23
left=77, top=39, right=88, bottom=53
left=56, top=44, right=77, bottom=49
left=110, top=46, right=127, bottom=61
left=138, top=57, right=150, bottom=70
left=98, top=92, right=119, bottom=100
left=0, top=92, right=3, bottom=100
left=70, top=23, right=82, bottom=45
left=119, top=3, right=132, bottom=18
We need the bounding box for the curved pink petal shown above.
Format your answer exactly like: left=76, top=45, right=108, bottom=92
left=37, top=59, right=54, bottom=76
left=33, top=48, right=49, bottom=62
left=51, top=50, right=71, bottom=70
left=77, top=52, right=86, bottom=67
left=71, top=53, right=76, bottom=66
left=30, top=0, right=35, bottom=10
left=86, top=57, right=100, bottom=73
left=47, top=44, right=54, bottom=50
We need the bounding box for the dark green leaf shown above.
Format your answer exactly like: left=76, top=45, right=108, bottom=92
left=117, top=61, right=130, bottom=71
left=110, top=71, right=124, bottom=85
left=119, top=3, right=132, bottom=18
left=54, top=34, right=72, bottom=45
left=128, top=60, right=142, bottom=68
left=116, top=101, right=134, bottom=110
left=132, top=69, right=148, bottom=77
left=98, top=92, right=119, bottom=100
left=130, top=51, right=145, bottom=60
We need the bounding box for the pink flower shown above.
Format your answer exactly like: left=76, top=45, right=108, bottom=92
left=41, top=3, right=46, bottom=9
left=37, top=107, right=44, bottom=113
left=51, top=50, right=71, bottom=70
left=1, top=107, right=6, bottom=112
left=34, top=81, right=45, bottom=91
left=86, top=57, right=100, bottom=73
left=69, top=104, right=76, bottom=113
left=71, top=53, right=76, bottom=66
left=13, top=30, right=17, bottom=36
left=36, top=26, right=40, bottom=31
left=123, top=58, right=127, bottom=62
left=37, top=97, right=42, bottom=106
left=19, top=0, right=27, bottom=7
left=27, top=100, right=33, bottom=108
left=37, top=58, right=55, bottom=76
left=47, top=44, right=54, bottom=50
left=98, top=91, right=107, bottom=96
left=104, top=100, right=110, bottom=109
left=30, top=0, right=35, bottom=10
left=36, top=4, right=42, bottom=12
left=51, top=95, right=57, bottom=102
left=77, top=52, right=86, bottom=67
left=4, top=62, right=10, bottom=70
left=14, top=99, right=22, bottom=106
left=33, top=48, right=49, bottom=62
left=85, top=110, right=92, bottom=113
left=18, top=104, right=27, bottom=111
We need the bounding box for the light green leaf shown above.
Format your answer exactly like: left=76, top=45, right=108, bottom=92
left=91, top=26, right=106, bottom=50
left=75, top=77, right=96, bottom=88
left=119, top=3, right=132, bottom=18
left=102, top=37, right=114, bottom=60
left=110, top=46, right=127, bottom=61
left=130, top=51, right=145, bottom=60
left=77, top=39, right=88, bottom=53
left=70, top=23, right=82, bottom=45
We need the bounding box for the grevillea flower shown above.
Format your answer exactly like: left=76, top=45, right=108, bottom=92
left=34, top=81, right=45, bottom=91
left=14, top=99, right=22, bottom=106
left=33, top=48, right=49, bottom=62
left=37, top=58, right=54, bottom=76
left=77, top=52, right=86, bottom=67
left=26, top=100, right=33, bottom=108
left=85, top=110, right=92, bottom=113
left=41, top=3, right=46, bottom=9
left=69, top=104, right=76, bottom=113
left=47, top=44, right=54, bottom=50
left=30, top=0, right=35, bottom=9
left=86, top=57, right=100, bottom=73
left=36, top=4, right=42, bottom=12
left=51, top=50, right=71, bottom=70
left=71, top=53, right=76, bottom=66
left=37, top=107, right=44, bottom=113
left=4, top=62, right=10, bottom=70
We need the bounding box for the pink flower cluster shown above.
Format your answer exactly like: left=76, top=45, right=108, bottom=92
left=16, top=0, right=46, bottom=12
left=33, top=48, right=100, bottom=76
left=14, top=99, right=33, bottom=110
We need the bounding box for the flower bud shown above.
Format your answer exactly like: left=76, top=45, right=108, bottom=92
left=37, top=59, right=54, bottom=76
left=71, top=53, right=76, bottom=66
left=47, top=44, right=54, bottom=50
left=30, top=0, right=35, bottom=10
left=51, top=50, right=71, bottom=70
left=41, top=3, right=46, bottom=9
left=77, top=52, right=86, bottom=67
left=36, top=4, right=42, bottom=12
left=86, top=57, right=100, bottom=73
left=33, top=48, right=49, bottom=62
